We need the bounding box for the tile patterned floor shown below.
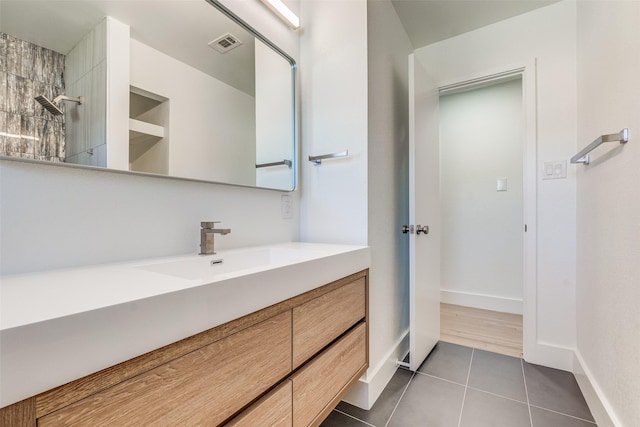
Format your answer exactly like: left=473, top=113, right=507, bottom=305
left=321, top=342, right=596, bottom=427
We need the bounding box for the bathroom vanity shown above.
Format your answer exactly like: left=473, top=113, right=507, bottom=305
left=0, top=243, right=369, bottom=426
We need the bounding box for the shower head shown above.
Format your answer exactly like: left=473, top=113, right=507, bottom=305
left=35, top=94, right=83, bottom=116
left=35, top=95, right=63, bottom=116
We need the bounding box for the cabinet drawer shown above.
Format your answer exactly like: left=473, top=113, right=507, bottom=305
left=291, top=322, right=367, bottom=427
left=38, top=311, right=292, bottom=427
left=293, top=277, right=365, bottom=368
left=226, top=380, right=292, bottom=427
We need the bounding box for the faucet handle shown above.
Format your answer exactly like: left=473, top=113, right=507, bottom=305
left=201, top=221, right=221, bottom=229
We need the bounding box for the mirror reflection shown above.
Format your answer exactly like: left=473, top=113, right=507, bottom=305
left=0, top=0, right=296, bottom=191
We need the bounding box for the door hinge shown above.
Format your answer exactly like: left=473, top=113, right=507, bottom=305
left=524, top=224, right=528, bottom=232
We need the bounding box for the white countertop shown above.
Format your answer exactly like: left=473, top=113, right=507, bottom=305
left=0, top=242, right=370, bottom=408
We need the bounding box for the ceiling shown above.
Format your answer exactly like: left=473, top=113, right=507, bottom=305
left=390, top=0, right=560, bottom=48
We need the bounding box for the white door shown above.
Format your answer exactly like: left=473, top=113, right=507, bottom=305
left=407, top=54, right=441, bottom=371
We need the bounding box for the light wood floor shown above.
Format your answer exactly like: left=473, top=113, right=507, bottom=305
left=440, top=303, right=523, bottom=358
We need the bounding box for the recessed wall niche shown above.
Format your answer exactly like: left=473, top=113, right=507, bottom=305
left=129, top=87, right=169, bottom=175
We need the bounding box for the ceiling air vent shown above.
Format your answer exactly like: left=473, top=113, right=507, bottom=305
left=208, top=33, right=243, bottom=54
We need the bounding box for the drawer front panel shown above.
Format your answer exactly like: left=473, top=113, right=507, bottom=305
left=226, top=380, right=292, bottom=427
left=293, top=277, right=365, bottom=368
left=39, top=311, right=292, bottom=427
left=291, top=322, right=367, bottom=427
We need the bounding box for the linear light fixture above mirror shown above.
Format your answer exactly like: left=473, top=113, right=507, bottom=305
left=259, top=0, right=300, bottom=29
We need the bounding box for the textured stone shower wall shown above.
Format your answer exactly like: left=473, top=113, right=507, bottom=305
left=0, top=33, right=66, bottom=161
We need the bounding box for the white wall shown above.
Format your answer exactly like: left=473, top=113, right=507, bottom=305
left=439, top=79, right=523, bottom=312
left=0, top=0, right=300, bottom=277
left=130, top=39, right=256, bottom=186
left=299, top=0, right=368, bottom=246
left=415, top=1, right=577, bottom=369
left=298, top=0, right=412, bottom=408
left=361, top=0, right=413, bottom=408
left=0, top=160, right=299, bottom=276
left=362, top=0, right=414, bottom=406
left=300, top=0, right=396, bottom=408
left=575, top=2, right=640, bottom=426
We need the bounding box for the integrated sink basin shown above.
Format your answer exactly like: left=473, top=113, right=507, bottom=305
left=135, top=246, right=325, bottom=280
left=0, top=242, right=369, bottom=408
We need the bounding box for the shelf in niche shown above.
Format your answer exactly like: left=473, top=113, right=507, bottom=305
left=129, top=118, right=165, bottom=145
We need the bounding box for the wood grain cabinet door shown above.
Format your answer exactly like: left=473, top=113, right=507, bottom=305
left=226, top=380, right=292, bottom=427
left=292, top=277, right=366, bottom=368
left=291, top=323, right=367, bottom=427
left=38, top=311, right=292, bottom=427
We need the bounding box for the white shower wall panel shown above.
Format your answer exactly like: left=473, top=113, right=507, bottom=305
left=65, top=18, right=108, bottom=165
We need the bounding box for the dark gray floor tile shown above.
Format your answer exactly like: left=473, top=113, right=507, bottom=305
left=387, top=373, right=465, bottom=427
left=459, top=388, right=531, bottom=427
left=524, top=362, right=594, bottom=421
left=337, top=368, right=412, bottom=426
left=468, top=349, right=527, bottom=402
left=531, top=406, right=597, bottom=427
left=320, top=410, right=373, bottom=427
left=417, top=341, right=473, bottom=384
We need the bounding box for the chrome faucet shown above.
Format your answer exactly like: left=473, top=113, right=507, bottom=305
left=199, top=221, right=231, bottom=255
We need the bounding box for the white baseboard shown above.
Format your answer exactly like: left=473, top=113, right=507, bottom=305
left=573, top=351, right=621, bottom=427
left=440, top=289, right=523, bottom=314
left=342, top=329, right=410, bottom=410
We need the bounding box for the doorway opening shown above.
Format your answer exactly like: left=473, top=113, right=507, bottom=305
left=438, top=76, right=524, bottom=357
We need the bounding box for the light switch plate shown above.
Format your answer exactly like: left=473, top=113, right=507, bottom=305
left=543, top=160, right=567, bottom=180
left=497, top=177, right=508, bottom=191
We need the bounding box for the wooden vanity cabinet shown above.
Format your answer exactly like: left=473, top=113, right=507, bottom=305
left=225, top=380, right=293, bottom=427
left=38, top=312, right=292, bottom=426
left=293, top=276, right=366, bottom=369
left=0, top=270, right=368, bottom=427
left=0, top=398, right=35, bottom=427
left=292, top=323, right=367, bottom=427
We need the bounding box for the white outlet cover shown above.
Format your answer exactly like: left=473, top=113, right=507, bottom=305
left=281, top=195, right=293, bottom=219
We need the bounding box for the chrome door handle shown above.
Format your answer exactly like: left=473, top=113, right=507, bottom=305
left=416, top=225, right=429, bottom=235
left=402, top=225, right=414, bottom=234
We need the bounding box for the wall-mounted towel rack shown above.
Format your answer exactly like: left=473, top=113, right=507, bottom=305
left=309, top=150, right=348, bottom=165
left=570, top=128, right=629, bottom=165
left=255, top=159, right=292, bottom=169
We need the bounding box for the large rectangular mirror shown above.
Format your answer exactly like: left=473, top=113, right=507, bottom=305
left=0, top=0, right=297, bottom=191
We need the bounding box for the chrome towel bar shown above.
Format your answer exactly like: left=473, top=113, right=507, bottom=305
left=255, top=159, right=292, bottom=169
left=570, top=128, right=629, bottom=165
left=308, top=150, right=348, bottom=165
